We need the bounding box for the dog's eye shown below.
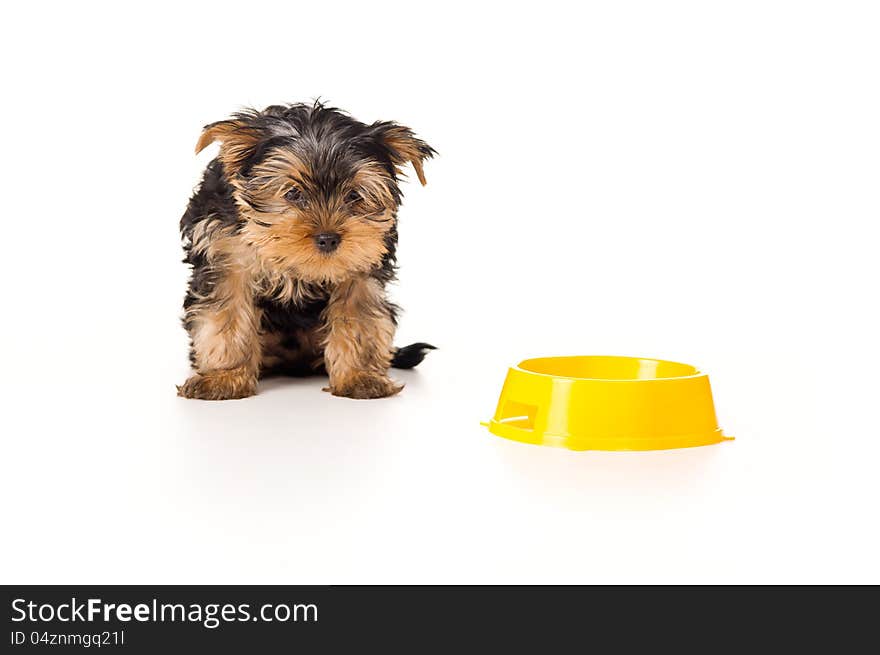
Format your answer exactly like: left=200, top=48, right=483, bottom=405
left=345, top=190, right=362, bottom=204
left=285, top=187, right=307, bottom=206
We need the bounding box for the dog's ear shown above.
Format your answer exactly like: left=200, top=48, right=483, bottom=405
left=195, top=119, right=262, bottom=175
left=373, top=122, right=436, bottom=186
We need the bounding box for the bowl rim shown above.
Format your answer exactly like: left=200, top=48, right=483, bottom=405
left=514, top=354, right=707, bottom=382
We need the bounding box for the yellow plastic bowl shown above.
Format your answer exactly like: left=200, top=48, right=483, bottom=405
left=483, top=355, right=732, bottom=451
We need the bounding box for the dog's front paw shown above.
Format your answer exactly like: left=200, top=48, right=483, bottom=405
left=177, top=368, right=257, bottom=400
left=326, top=373, right=403, bottom=399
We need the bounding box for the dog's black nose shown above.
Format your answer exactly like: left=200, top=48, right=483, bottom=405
left=315, top=232, right=341, bottom=253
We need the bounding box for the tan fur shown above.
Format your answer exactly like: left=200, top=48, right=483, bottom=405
left=260, top=328, right=322, bottom=372
left=177, top=366, right=257, bottom=400
left=195, top=120, right=262, bottom=175
left=381, top=126, right=430, bottom=185
left=351, top=162, right=399, bottom=206
left=322, top=276, right=401, bottom=399
left=236, top=153, right=397, bottom=288
left=179, top=229, right=262, bottom=399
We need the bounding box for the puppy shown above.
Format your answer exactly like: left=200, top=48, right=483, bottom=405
left=178, top=102, right=435, bottom=400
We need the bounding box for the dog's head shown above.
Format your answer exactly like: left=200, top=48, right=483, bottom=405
left=196, top=102, right=434, bottom=283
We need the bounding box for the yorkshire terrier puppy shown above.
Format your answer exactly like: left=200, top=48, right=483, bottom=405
left=178, top=102, right=435, bottom=400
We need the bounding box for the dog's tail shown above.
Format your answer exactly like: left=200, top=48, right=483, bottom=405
left=391, top=342, right=436, bottom=369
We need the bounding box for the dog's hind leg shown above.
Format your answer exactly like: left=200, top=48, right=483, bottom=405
left=259, top=329, right=324, bottom=378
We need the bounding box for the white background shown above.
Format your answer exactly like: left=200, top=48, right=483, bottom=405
left=2, top=1, right=878, bottom=583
